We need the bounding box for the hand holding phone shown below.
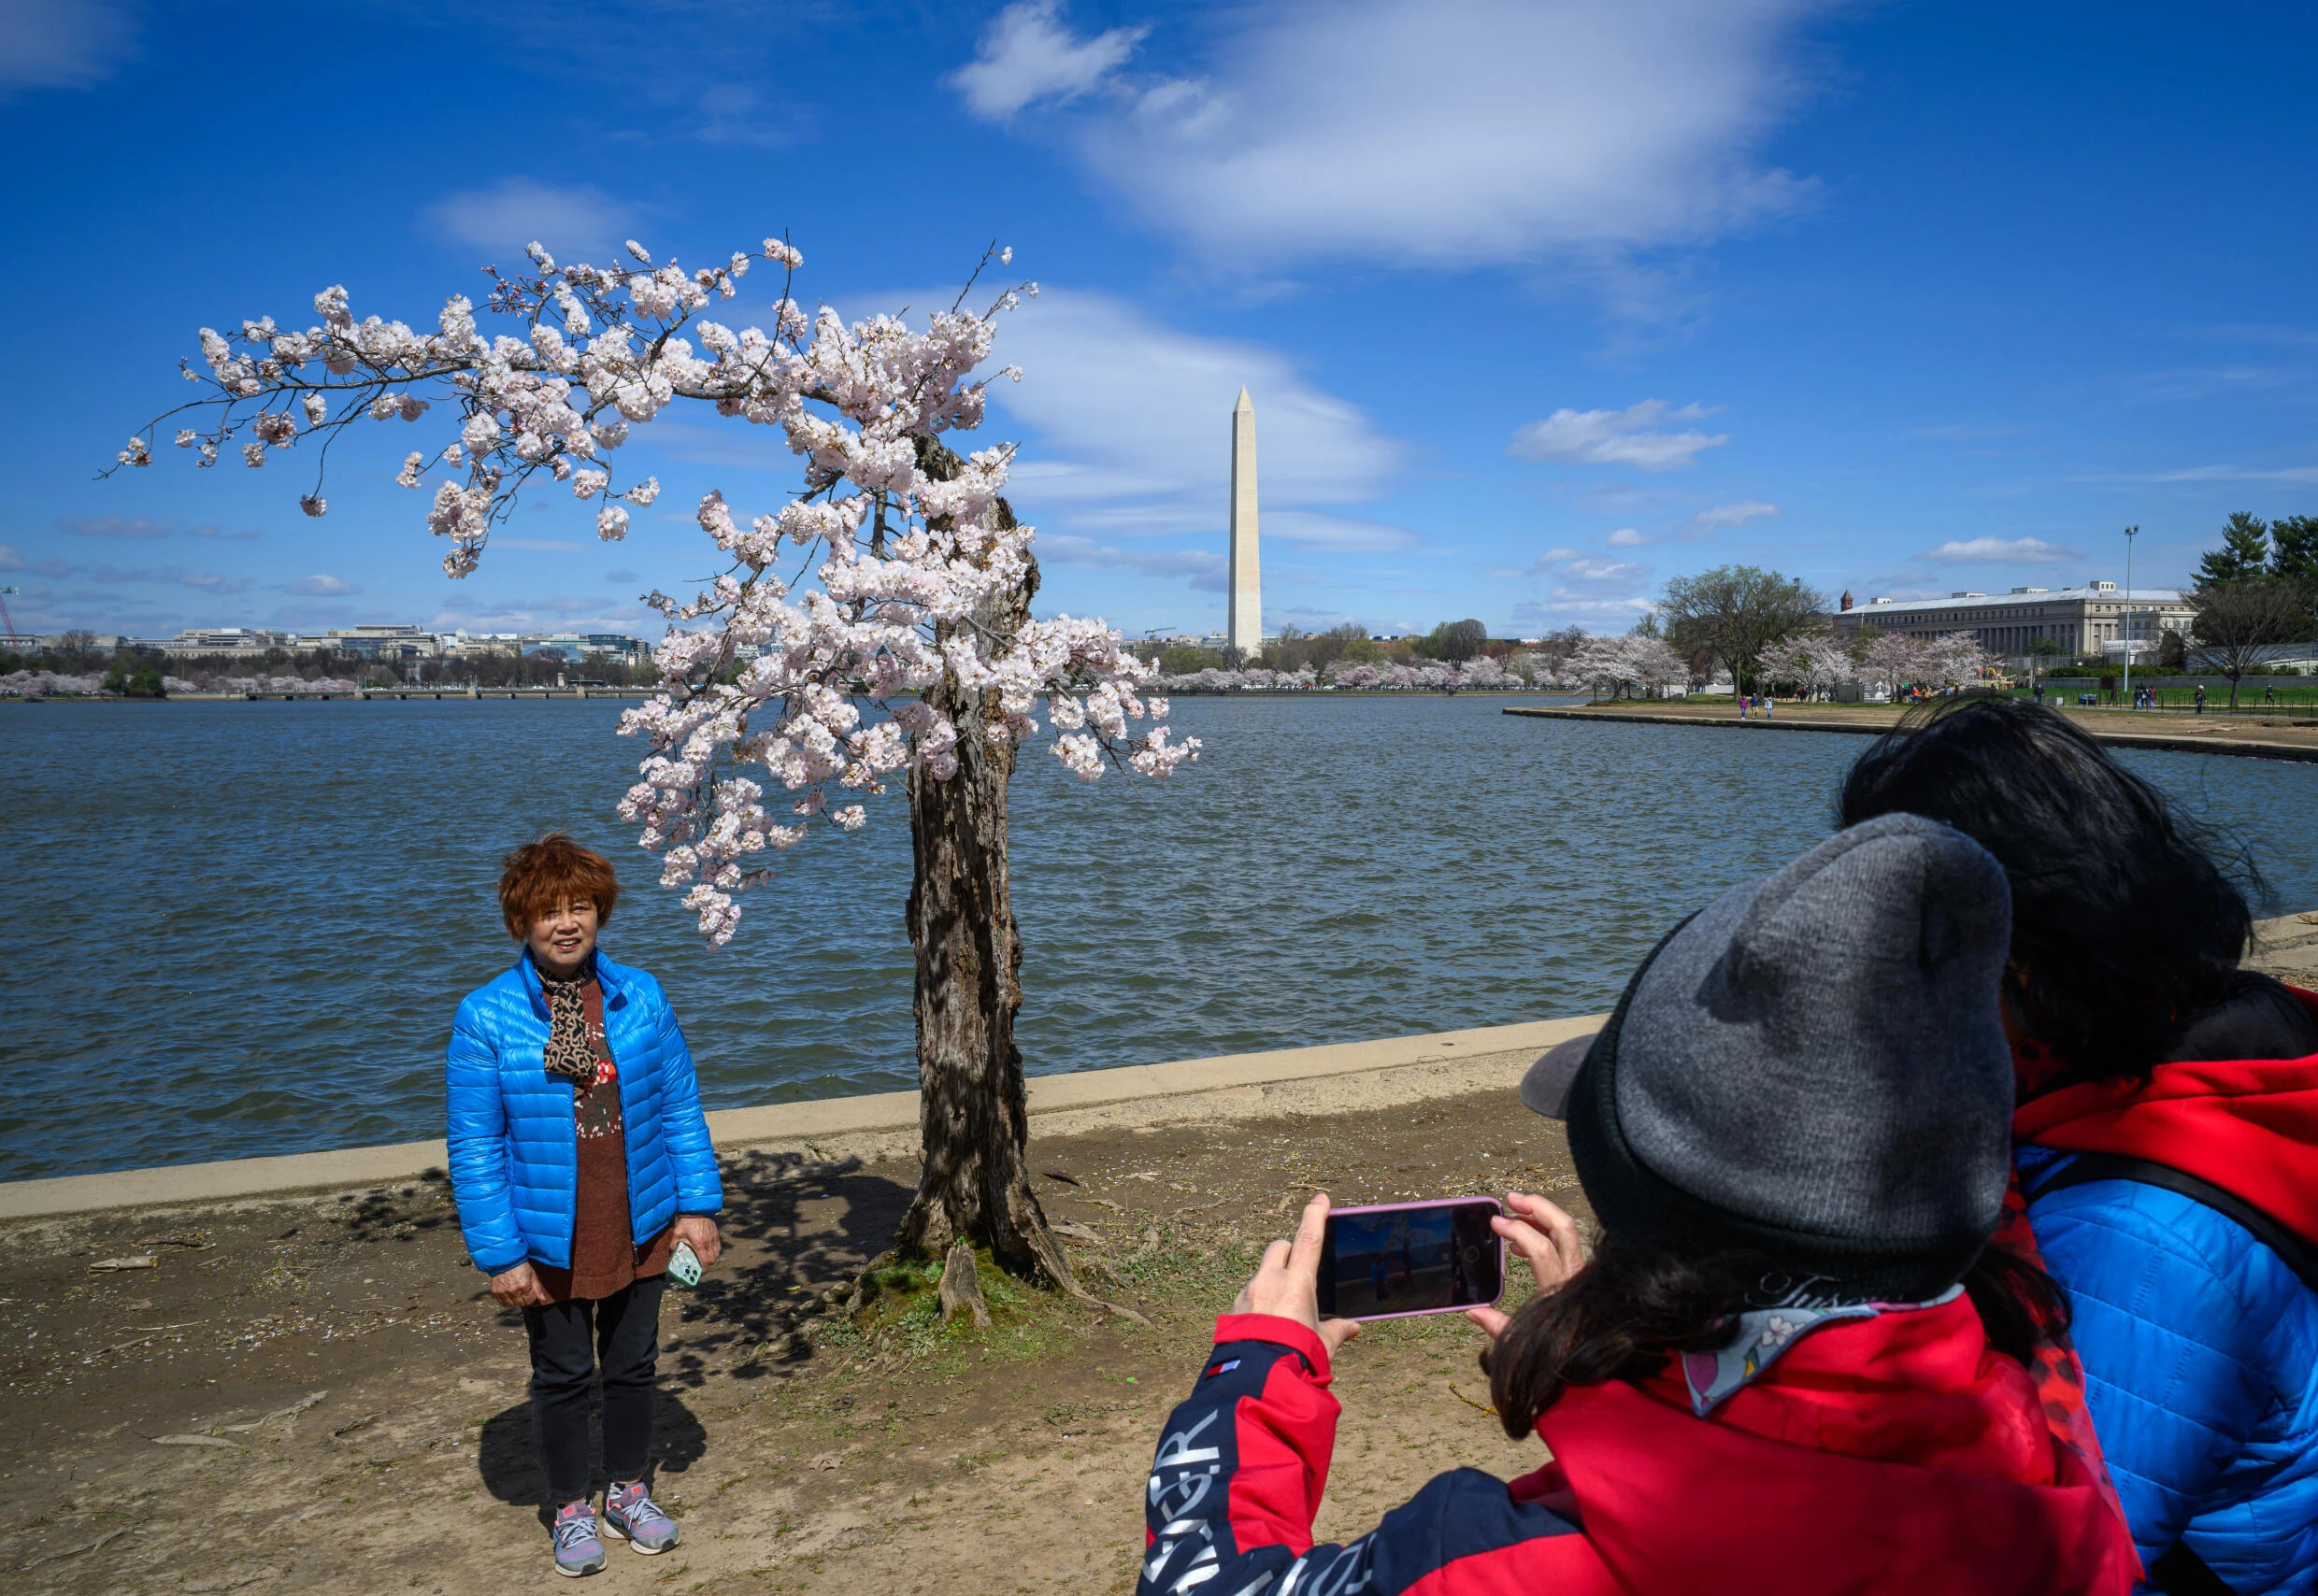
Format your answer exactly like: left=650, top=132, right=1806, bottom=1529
left=1230, top=1194, right=1363, bottom=1356
left=1466, top=1192, right=1588, bottom=1342
left=1316, top=1199, right=1507, bottom=1322
left=667, top=1240, right=703, bottom=1290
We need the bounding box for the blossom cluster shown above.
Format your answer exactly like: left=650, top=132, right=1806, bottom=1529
left=1152, top=656, right=1572, bottom=692
left=125, top=235, right=1195, bottom=943
left=0, top=671, right=110, bottom=697
left=1854, top=632, right=2001, bottom=693
left=1565, top=634, right=1689, bottom=696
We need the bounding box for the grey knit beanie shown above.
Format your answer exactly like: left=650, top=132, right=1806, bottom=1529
left=1545, top=813, right=2015, bottom=1301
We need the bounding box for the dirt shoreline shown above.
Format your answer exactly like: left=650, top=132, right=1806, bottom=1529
left=1506, top=699, right=2318, bottom=761
left=8, top=919, right=2312, bottom=1595
left=4, top=1079, right=1571, bottom=1596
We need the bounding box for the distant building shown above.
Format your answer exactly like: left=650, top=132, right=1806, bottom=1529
left=323, top=624, right=441, bottom=661
left=527, top=632, right=650, bottom=665
left=158, top=627, right=294, bottom=660
left=441, top=632, right=526, bottom=659
left=1830, top=581, right=2193, bottom=663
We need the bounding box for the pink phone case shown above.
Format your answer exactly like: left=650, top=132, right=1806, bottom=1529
left=1324, top=1197, right=1505, bottom=1321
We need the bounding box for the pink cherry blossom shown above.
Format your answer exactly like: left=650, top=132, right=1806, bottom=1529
left=122, top=234, right=1196, bottom=942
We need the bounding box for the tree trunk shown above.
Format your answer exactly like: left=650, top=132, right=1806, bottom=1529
left=890, top=455, right=1077, bottom=1290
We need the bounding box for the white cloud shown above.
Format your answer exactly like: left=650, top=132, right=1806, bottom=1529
left=61, top=515, right=172, bottom=539
left=2131, top=463, right=2318, bottom=485
left=425, top=596, right=654, bottom=632
left=1554, top=557, right=1651, bottom=585
left=1694, top=500, right=1778, bottom=529
left=1508, top=400, right=1728, bottom=470
left=965, top=0, right=1826, bottom=272
left=983, top=287, right=1402, bottom=534
left=284, top=574, right=360, bottom=596
left=1510, top=595, right=1655, bottom=633
left=1041, top=534, right=1227, bottom=591
left=1916, top=537, right=2082, bottom=565
left=425, top=178, right=637, bottom=261
left=1262, top=511, right=1419, bottom=553
left=949, top=2, right=1148, bottom=120
left=1606, top=526, right=1656, bottom=547
left=0, top=0, right=136, bottom=97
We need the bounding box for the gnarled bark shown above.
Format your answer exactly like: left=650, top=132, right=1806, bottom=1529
left=890, top=454, right=1077, bottom=1291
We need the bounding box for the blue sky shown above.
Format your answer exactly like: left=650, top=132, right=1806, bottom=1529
left=3, top=0, right=2315, bottom=644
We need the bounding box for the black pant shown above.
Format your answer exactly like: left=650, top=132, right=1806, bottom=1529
left=522, top=1276, right=665, bottom=1503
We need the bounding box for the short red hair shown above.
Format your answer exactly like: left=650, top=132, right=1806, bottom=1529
left=498, top=833, right=620, bottom=937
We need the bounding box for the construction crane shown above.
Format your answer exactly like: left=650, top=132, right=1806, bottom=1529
left=0, top=586, right=20, bottom=647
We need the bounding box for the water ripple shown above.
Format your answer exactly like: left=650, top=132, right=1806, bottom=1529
left=2, top=696, right=2311, bottom=1178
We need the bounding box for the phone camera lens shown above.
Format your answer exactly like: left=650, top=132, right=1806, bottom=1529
left=1462, top=1247, right=1479, bottom=1261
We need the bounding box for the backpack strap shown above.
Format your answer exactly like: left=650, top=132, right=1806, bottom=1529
left=2148, top=1540, right=2237, bottom=1596
left=2025, top=1150, right=2318, bottom=1297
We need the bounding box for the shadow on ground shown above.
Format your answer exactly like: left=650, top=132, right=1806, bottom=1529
left=479, top=1390, right=711, bottom=1521
left=664, top=1149, right=916, bottom=1383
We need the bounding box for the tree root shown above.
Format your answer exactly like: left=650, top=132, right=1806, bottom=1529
left=937, top=1242, right=991, bottom=1327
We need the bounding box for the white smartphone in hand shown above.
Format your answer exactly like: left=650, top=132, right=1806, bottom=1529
left=667, top=1240, right=703, bottom=1290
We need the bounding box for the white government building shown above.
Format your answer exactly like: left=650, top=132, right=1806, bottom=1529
left=1828, top=582, right=2194, bottom=663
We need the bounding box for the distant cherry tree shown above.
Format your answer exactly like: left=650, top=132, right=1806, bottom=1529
left=1569, top=633, right=1687, bottom=699
left=112, top=234, right=1196, bottom=1296
left=1757, top=634, right=1853, bottom=698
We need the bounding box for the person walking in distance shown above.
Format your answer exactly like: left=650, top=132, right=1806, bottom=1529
left=447, top=834, right=724, bottom=1577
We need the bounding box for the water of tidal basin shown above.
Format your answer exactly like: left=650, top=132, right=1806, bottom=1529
left=5, top=695, right=2316, bottom=1180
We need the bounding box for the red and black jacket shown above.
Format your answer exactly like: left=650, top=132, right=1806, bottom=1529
left=1138, top=1305, right=2135, bottom=1595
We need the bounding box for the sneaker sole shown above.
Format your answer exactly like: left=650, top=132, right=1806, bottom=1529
left=553, top=1552, right=607, bottom=1577
left=601, top=1519, right=678, bottom=1556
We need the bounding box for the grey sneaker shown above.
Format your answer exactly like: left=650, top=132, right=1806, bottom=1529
left=551, top=1500, right=607, bottom=1577
left=601, top=1481, right=680, bottom=1555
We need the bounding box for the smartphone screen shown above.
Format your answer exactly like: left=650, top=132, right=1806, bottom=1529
left=1316, top=1199, right=1504, bottom=1320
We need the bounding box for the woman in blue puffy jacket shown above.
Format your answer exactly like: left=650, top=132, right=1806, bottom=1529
left=1843, top=699, right=2318, bottom=1595
left=446, top=834, right=724, bottom=1578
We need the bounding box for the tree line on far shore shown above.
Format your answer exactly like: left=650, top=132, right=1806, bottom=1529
left=1136, top=512, right=2318, bottom=708
left=0, top=635, right=651, bottom=699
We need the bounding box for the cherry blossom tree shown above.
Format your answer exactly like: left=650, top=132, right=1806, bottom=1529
left=1923, top=631, right=2002, bottom=690
left=112, top=234, right=1198, bottom=1296
left=1569, top=634, right=1687, bottom=699
left=1860, top=632, right=1929, bottom=697
left=1757, top=634, right=1853, bottom=699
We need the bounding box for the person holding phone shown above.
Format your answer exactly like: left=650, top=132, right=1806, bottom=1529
left=1135, top=816, right=2137, bottom=1595
left=446, top=834, right=723, bottom=1578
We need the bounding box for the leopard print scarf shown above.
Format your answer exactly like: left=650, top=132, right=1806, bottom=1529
left=539, top=962, right=602, bottom=1084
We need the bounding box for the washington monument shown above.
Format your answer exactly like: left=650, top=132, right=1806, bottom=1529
left=1228, top=386, right=1261, bottom=659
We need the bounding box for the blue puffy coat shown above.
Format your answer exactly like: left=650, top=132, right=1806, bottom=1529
left=445, top=948, right=723, bottom=1275
left=2022, top=1144, right=2318, bottom=1594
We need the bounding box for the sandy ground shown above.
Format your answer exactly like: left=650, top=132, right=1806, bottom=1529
left=1, top=1083, right=1578, bottom=1596
left=1512, top=697, right=2318, bottom=754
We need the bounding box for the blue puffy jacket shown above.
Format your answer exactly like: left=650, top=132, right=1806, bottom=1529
left=2022, top=1143, right=2318, bottom=1594
left=445, top=948, right=722, bottom=1275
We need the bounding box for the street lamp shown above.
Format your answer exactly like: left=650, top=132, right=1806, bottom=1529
left=2121, top=525, right=2139, bottom=707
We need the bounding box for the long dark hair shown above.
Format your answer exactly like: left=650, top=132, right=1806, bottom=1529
left=1838, top=696, right=2254, bottom=1084
left=1483, top=1232, right=2068, bottom=1440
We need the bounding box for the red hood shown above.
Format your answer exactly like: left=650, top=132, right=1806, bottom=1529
left=1533, top=1294, right=2135, bottom=1594
left=2014, top=985, right=2318, bottom=1251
